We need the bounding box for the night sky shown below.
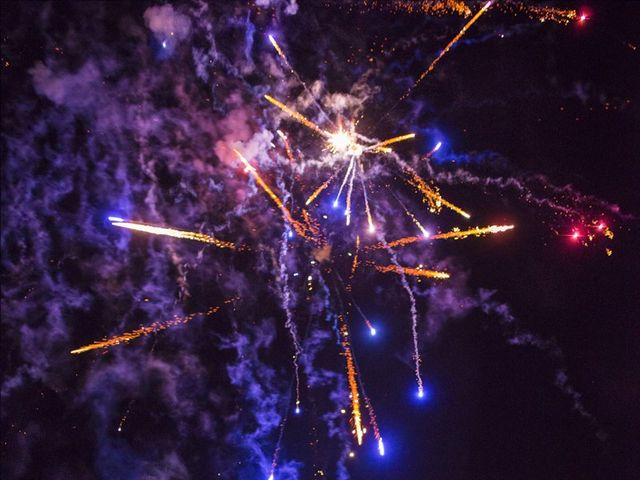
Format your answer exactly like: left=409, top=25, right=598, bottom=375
left=1, top=1, right=639, bottom=479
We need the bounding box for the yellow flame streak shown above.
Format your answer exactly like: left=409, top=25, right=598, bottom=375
left=368, top=133, right=416, bottom=152
left=277, top=130, right=296, bottom=163
left=405, top=166, right=471, bottom=218
left=234, top=149, right=311, bottom=239
left=351, top=235, right=361, bottom=275
left=372, top=263, right=450, bottom=279
left=400, top=1, right=493, bottom=101
left=430, top=224, right=514, bottom=240
left=340, top=321, right=364, bottom=445
left=111, top=221, right=235, bottom=250
left=367, top=224, right=514, bottom=250
left=268, top=35, right=286, bottom=60
left=305, top=169, right=341, bottom=206
left=264, top=95, right=329, bottom=138
left=70, top=303, right=231, bottom=354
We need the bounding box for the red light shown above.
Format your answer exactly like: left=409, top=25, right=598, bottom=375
left=597, top=223, right=606, bottom=231
left=572, top=231, right=580, bottom=241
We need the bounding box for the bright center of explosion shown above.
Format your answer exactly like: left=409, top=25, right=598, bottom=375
left=329, top=130, right=362, bottom=156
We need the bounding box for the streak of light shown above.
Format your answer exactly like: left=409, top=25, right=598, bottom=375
left=268, top=35, right=333, bottom=126
left=404, top=166, right=471, bottom=218
left=358, top=160, right=376, bottom=233
left=234, top=149, right=314, bottom=241
left=264, top=94, right=330, bottom=138
left=372, top=263, right=450, bottom=279
left=71, top=303, right=230, bottom=354
left=399, top=1, right=493, bottom=102
left=334, top=157, right=356, bottom=208
left=276, top=130, right=296, bottom=163
left=305, top=168, right=343, bottom=205
left=368, top=224, right=514, bottom=250
left=367, top=133, right=416, bottom=152
left=339, top=321, right=364, bottom=445
left=109, top=219, right=235, bottom=249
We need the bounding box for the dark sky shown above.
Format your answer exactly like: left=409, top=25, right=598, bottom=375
left=2, top=1, right=639, bottom=479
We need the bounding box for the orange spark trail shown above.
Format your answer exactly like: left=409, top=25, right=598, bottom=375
left=404, top=166, right=471, bottom=218
left=109, top=219, right=235, bottom=249
left=234, top=149, right=313, bottom=240
left=264, top=95, right=330, bottom=138
left=372, top=263, right=450, bottom=279
left=70, top=303, right=228, bottom=354
left=305, top=169, right=342, bottom=206
left=368, top=133, right=416, bottom=152
left=277, top=130, right=296, bottom=163
left=367, top=224, right=515, bottom=250
left=431, top=224, right=514, bottom=240
left=268, top=35, right=334, bottom=127
left=339, top=320, right=364, bottom=445
left=400, top=1, right=493, bottom=102
left=351, top=235, right=361, bottom=276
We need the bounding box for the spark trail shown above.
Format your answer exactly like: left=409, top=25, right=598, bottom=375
left=373, top=263, right=451, bottom=279
left=404, top=166, right=471, bottom=218
left=234, top=149, right=315, bottom=241
left=108, top=217, right=235, bottom=249
left=369, top=224, right=515, bottom=250
left=70, top=304, right=227, bottom=354
left=399, top=1, right=493, bottom=102
left=339, top=319, right=364, bottom=445
left=268, top=35, right=333, bottom=126
left=305, top=168, right=343, bottom=205
left=278, top=229, right=303, bottom=414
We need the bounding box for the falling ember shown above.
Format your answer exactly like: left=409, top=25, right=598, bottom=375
left=234, top=149, right=315, bottom=241
left=367, top=224, right=514, bottom=250
left=339, top=320, right=364, bottom=445
left=264, top=94, right=329, bottom=138
left=372, top=263, right=450, bottom=279
left=399, top=1, right=493, bottom=102
left=70, top=303, right=228, bottom=354
left=277, top=130, right=296, bottom=163
left=404, top=166, right=471, bottom=218
left=367, top=133, right=416, bottom=153
left=305, top=168, right=342, bottom=205
left=108, top=217, right=235, bottom=249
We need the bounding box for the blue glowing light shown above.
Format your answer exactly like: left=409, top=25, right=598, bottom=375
left=107, top=216, right=124, bottom=223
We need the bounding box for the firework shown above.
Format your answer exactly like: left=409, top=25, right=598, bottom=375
left=339, top=320, right=364, bottom=445
left=234, top=149, right=317, bottom=242
left=404, top=166, right=471, bottom=218
left=70, top=304, right=226, bottom=354
left=305, top=168, right=342, bottom=205
left=108, top=217, right=235, bottom=249
left=399, top=1, right=493, bottom=102
left=372, top=263, right=451, bottom=279
left=370, top=224, right=515, bottom=250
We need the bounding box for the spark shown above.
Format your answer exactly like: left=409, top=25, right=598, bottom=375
left=234, top=148, right=315, bottom=241
left=70, top=304, right=227, bottom=354
left=378, top=437, right=385, bottom=456
left=340, top=321, right=364, bottom=445
left=277, top=130, right=296, bottom=163
left=372, top=263, right=450, bottom=279
left=305, top=168, right=343, bottom=206
left=267, top=35, right=333, bottom=126
left=399, top=1, right=493, bottom=102
left=108, top=218, right=235, bottom=249
left=367, top=133, right=416, bottom=153
left=404, top=166, right=471, bottom=218
left=264, top=94, right=329, bottom=138
left=369, top=224, right=515, bottom=250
